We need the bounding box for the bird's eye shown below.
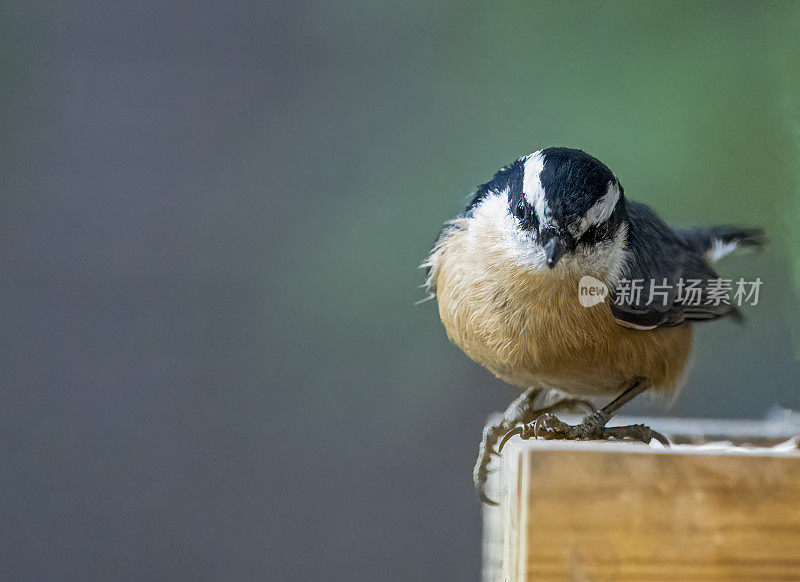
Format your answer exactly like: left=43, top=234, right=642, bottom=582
left=580, top=222, right=611, bottom=244
left=515, top=202, right=526, bottom=221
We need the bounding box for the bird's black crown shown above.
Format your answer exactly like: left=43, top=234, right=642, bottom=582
left=537, top=147, right=619, bottom=228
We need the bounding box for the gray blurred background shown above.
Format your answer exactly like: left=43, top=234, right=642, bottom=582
left=1, top=1, right=799, bottom=580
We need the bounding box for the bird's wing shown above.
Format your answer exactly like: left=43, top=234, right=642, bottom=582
left=610, top=201, right=740, bottom=330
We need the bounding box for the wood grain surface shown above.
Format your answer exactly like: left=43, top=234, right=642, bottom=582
left=484, top=437, right=800, bottom=581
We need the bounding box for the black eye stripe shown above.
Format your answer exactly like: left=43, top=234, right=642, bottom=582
left=580, top=221, right=611, bottom=243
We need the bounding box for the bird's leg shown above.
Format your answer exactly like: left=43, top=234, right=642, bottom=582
left=474, top=385, right=594, bottom=505
left=498, top=377, right=670, bottom=451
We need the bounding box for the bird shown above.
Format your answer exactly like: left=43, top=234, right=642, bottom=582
left=421, top=147, right=763, bottom=504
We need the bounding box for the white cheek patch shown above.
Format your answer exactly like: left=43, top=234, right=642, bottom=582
left=472, top=188, right=515, bottom=232
left=522, top=151, right=552, bottom=225
left=470, top=190, right=548, bottom=269
left=570, top=180, right=620, bottom=237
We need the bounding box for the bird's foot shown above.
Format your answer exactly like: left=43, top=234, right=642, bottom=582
left=473, top=388, right=595, bottom=505
left=498, top=412, right=669, bottom=452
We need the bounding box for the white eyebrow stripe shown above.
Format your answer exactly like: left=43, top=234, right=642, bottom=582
left=522, top=151, right=551, bottom=225
left=572, top=180, right=620, bottom=236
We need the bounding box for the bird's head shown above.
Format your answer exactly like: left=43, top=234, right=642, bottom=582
left=507, top=147, right=627, bottom=269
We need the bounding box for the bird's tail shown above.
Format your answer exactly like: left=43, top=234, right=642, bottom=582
left=677, top=225, right=765, bottom=263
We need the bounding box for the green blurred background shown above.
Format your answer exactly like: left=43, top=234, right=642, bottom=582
left=2, top=1, right=799, bottom=580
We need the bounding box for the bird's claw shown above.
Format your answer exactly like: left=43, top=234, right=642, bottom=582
left=499, top=413, right=671, bottom=449
left=531, top=412, right=572, bottom=439
left=605, top=423, right=670, bottom=446
left=497, top=427, right=522, bottom=453
left=478, top=489, right=499, bottom=507
left=473, top=389, right=609, bottom=505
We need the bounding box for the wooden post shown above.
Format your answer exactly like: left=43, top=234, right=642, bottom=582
left=482, top=417, right=800, bottom=581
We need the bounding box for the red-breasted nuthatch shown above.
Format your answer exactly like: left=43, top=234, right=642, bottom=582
left=422, top=148, right=763, bottom=504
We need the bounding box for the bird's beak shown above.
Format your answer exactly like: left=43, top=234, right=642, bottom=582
left=543, top=236, right=567, bottom=269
